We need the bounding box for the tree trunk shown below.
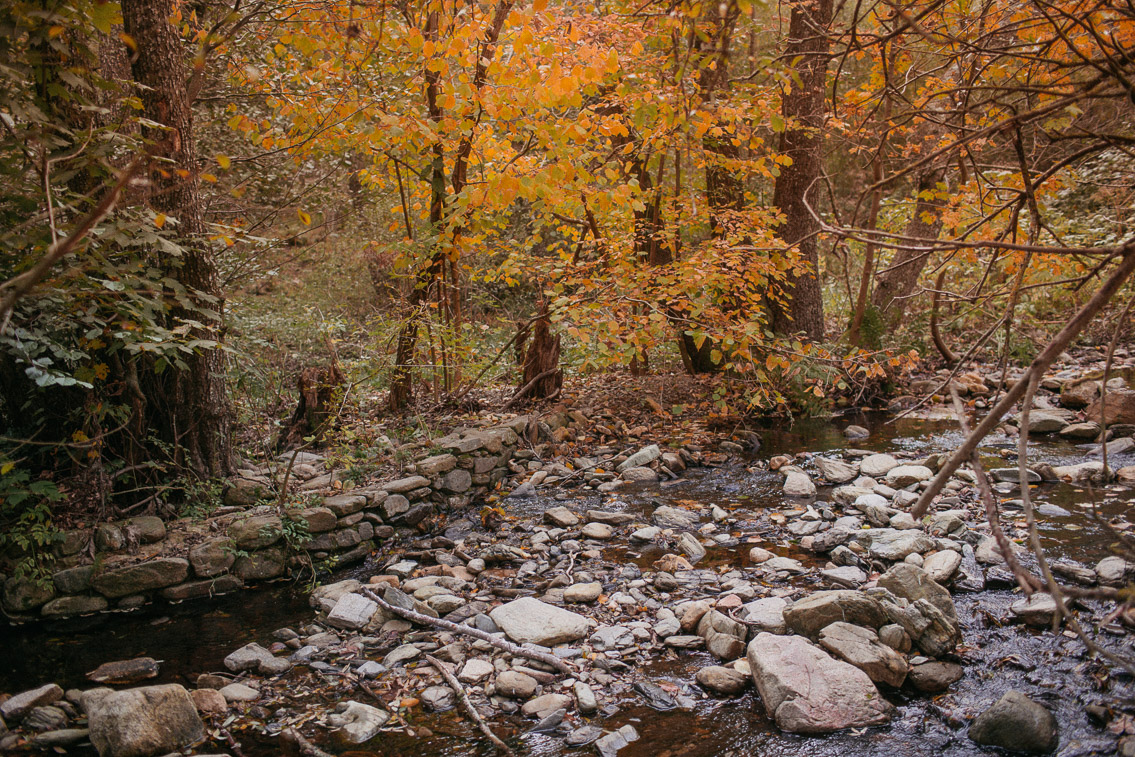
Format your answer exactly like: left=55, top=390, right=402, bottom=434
left=871, top=167, right=947, bottom=326
left=516, top=301, right=562, bottom=403
left=123, top=0, right=232, bottom=477
left=770, top=0, right=832, bottom=341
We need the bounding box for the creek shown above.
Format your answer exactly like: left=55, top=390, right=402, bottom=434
left=2, top=412, right=1132, bottom=756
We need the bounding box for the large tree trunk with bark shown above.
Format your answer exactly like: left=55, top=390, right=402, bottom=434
left=871, top=167, right=947, bottom=326
left=770, top=0, right=832, bottom=341
left=123, top=0, right=232, bottom=477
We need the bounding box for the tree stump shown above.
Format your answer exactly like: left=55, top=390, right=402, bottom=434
left=512, top=304, right=562, bottom=405
left=276, top=362, right=345, bottom=450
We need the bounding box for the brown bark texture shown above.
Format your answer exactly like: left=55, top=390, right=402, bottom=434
left=872, top=167, right=948, bottom=325
left=770, top=0, right=832, bottom=341
left=123, top=0, right=233, bottom=477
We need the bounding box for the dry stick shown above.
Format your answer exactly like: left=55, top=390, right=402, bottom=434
left=359, top=588, right=574, bottom=675
left=424, top=654, right=517, bottom=757
left=502, top=367, right=561, bottom=410
left=1016, top=379, right=1135, bottom=676
left=948, top=386, right=1043, bottom=594
left=912, top=243, right=1135, bottom=520
left=281, top=727, right=335, bottom=757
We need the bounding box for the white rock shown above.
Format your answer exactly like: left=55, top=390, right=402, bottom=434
left=783, top=471, right=817, bottom=497
left=859, top=454, right=899, bottom=478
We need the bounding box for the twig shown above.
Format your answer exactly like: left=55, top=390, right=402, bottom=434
left=424, top=654, right=516, bottom=757
left=360, top=587, right=574, bottom=675
left=281, top=727, right=334, bottom=757
left=217, top=726, right=246, bottom=757
left=502, top=367, right=561, bottom=411
left=912, top=243, right=1135, bottom=519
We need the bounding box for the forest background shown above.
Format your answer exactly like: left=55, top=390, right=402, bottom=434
left=1, top=0, right=1133, bottom=572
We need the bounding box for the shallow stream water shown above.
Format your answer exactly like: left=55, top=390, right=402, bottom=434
left=2, top=412, right=1132, bottom=756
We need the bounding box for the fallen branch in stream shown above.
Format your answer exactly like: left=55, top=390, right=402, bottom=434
left=360, top=587, right=575, bottom=675
left=425, top=654, right=517, bottom=757
left=912, top=243, right=1135, bottom=520
left=281, top=727, right=335, bottom=757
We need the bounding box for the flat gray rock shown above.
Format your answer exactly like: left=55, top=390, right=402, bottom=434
left=489, top=597, right=589, bottom=646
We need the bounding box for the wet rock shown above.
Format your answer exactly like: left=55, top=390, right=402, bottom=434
left=566, top=725, right=604, bottom=746
left=223, top=643, right=291, bottom=676
left=1010, top=593, right=1059, bottom=627
left=696, top=665, right=749, bottom=696
left=873, top=590, right=959, bottom=658
left=326, top=592, right=378, bottom=630
left=812, top=528, right=854, bottom=552
left=818, top=622, right=908, bottom=687
left=877, top=563, right=958, bottom=627
left=822, top=566, right=868, bottom=587
left=678, top=532, right=707, bottom=563
left=190, top=688, right=227, bottom=715
left=816, top=457, right=858, bottom=483
left=748, top=546, right=774, bottom=563
left=633, top=681, right=678, bottom=710
left=87, top=657, right=160, bottom=685
left=421, top=686, right=455, bottom=711
left=1060, top=380, right=1100, bottom=409
left=42, top=595, right=109, bottom=617
left=864, top=530, right=935, bottom=561
left=885, top=465, right=933, bottom=488
left=991, top=468, right=1041, bottom=483
left=621, top=466, right=658, bottom=482
left=590, top=625, right=634, bottom=650
left=595, top=724, right=639, bottom=757
left=219, top=683, right=260, bottom=703
left=544, top=506, right=580, bottom=527
left=1086, top=388, right=1135, bottom=426
left=1051, top=461, right=1110, bottom=483
left=574, top=681, right=598, bottom=714
left=975, top=535, right=1023, bottom=565
left=969, top=690, right=1058, bottom=754
left=652, top=506, right=697, bottom=529
left=587, top=510, right=637, bottom=526
left=762, top=556, right=807, bottom=574
left=521, top=693, right=571, bottom=718
left=907, top=660, right=963, bottom=693
left=496, top=670, right=538, bottom=699
left=1017, top=408, right=1074, bottom=434
left=28, top=728, right=90, bottom=749
left=1097, top=556, right=1133, bottom=586
left=87, top=684, right=205, bottom=757
left=581, top=522, right=615, bottom=540
left=23, top=705, right=67, bottom=732
left=740, top=597, right=788, bottom=634
left=844, top=425, right=870, bottom=439
left=564, top=582, right=602, bottom=603
left=878, top=623, right=911, bottom=653
left=490, top=597, right=589, bottom=646
left=327, top=700, right=390, bottom=745
left=922, top=550, right=962, bottom=583
left=654, top=554, right=694, bottom=573
left=747, top=632, right=893, bottom=733
left=860, top=454, right=899, bottom=478
left=188, top=539, right=236, bottom=578
left=1059, top=422, right=1101, bottom=440
left=783, top=590, right=887, bottom=638
left=783, top=471, right=817, bottom=497
left=2, top=576, right=55, bottom=614
left=1, top=683, right=64, bottom=721
left=617, top=445, right=661, bottom=472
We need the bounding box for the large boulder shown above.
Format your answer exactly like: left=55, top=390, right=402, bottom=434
left=489, top=597, right=589, bottom=646
left=818, top=622, right=908, bottom=687
left=1016, top=408, right=1075, bottom=434
left=86, top=684, right=204, bottom=757
left=859, top=454, right=899, bottom=478
left=968, top=690, right=1058, bottom=753
left=782, top=471, right=817, bottom=497
left=885, top=465, right=933, bottom=488
left=1059, top=380, right=1099, bottom=409
left=90, top=559, right=189, bottom=598
left=871, top=588, right=960, bottom=657
left=783, top=590, right=887, bottom=638
left=1086, top=389, right=1135, bottom=425
left=862, top=529, right=935, bottom=561
left=876, top=563, right=958, bottom=627
left=746, top=633, right=893, bottom=733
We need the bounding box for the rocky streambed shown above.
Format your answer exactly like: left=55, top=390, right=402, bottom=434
left=2, top=405, right=1134, bottom=757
